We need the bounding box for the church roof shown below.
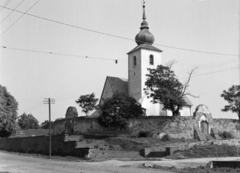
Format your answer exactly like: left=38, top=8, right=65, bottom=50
left=107, top=76, right=128, bottom=94
left=127, top=43, right=162, bottom=54
left=99, top=76, right=128, bottom=105
left=183, top=96, right=193, bottom=106
left=99, top=76, right=192, bottom=107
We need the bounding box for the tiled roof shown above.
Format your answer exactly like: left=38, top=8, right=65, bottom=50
left=183, top=96, right=192, bottom=106
left=127, top=44, right=162, bottom=54
left=107, top=76, right=128, bottom=94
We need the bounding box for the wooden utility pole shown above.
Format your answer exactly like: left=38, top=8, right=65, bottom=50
left=43, top=98, right=55, bottom=159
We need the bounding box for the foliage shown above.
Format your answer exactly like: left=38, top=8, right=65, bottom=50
left=76, top=93, right=98, bottom=116
left=40, top=120, right=54, bottom=129
left=221, top=85, right=240, bottom=119
left=0, top=85, right=19, bottom=138
left=138, top=131, right=152, bottom=138
left=18, top=113, right=39, bottom=130
left=98, top=92, right=145, bottom=128
left=161, top=133, right=171, bottom=141
left=218, top=131, right=235, bottom=139
left=144, top=63, right=196, bottom=116
left=171, top=144, right=238, bottom=159
left=153, top=165, right=240, bottom=173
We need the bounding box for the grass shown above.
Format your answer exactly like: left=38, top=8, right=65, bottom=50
left=104, top=137, right=195, bottom=151
left=172, top=144, right=240, bottom=158
left=152, top=165, right=240, bottom=173
left=177, top=167, right=240, bottom=173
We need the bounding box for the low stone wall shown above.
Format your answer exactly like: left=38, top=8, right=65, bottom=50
left=53, top=116, right=240, bottom=140
left=53, top=116, right=196, bottom=139
left=144, top=139, right=240, bottom=157
left=213, top=119, right=240, bottom=138
left=0, top=135, right=89, bottom=157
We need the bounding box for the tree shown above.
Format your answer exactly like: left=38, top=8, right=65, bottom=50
left=18, top=113, right=39, bottom=130
left=76, top=93, right=98, bottom=116
left=40, top=120, right=54, bottom=129
left=144, top=62, right=197, bottom=116
left=98, top=92, right=145, bottom=128
left=221, top=85, right=240, bottom=119
left=0, top=85, right=19, bottom=138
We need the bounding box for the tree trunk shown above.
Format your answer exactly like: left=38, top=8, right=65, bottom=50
left=172, top=110, right=180, bottom=117
left=172, top=106, right=180, bottom=117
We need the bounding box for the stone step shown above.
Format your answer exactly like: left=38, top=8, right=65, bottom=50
left=64, top=135, right=84, bottom=142
left=205, top=134, right=215, bottom=141
left=75, top=140, right=108, bottom=149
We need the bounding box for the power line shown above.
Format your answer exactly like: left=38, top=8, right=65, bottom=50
left=0, top=5, right=239, bottom=57
left=0, top=0, right=11, bottom=12
left=176, top=60, right=239, bottom=74
left=0, top=0, right=40, bottom=37
left=0, top=0, right=24, bottom=24
left=2, top=45, right=239, bottom=68
left=180, top=66, right=239, bottom=79
left=1, top=45, right=118, bottom=62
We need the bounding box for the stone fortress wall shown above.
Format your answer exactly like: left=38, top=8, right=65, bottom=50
left=53, top=104, right=240, bottom=139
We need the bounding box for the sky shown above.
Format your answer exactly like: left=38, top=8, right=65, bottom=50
left=0, top=0, right=239, bottom=123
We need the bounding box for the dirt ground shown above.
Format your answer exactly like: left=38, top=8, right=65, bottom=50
left=0, top=151, right=172, bottom=173
left=1, top=150, right=240, bottom=173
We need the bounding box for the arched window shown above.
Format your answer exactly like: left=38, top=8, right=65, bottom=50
left=150, top=55, right=154, bottom=65
left=133, top=56, right=137, bottom=66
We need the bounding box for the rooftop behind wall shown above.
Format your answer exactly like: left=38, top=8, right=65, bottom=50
left=13, top=129, right=51, bottom=138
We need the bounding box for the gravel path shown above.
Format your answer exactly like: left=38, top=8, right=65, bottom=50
left=0, top=151, right=173, bottom=173
left=1, top=151, right=240, bottom=173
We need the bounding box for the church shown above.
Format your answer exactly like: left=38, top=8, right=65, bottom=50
left=93, top=3, right=192, bottom=117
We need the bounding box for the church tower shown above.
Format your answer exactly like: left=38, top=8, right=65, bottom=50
left=127, top=2, right=163, bottom=115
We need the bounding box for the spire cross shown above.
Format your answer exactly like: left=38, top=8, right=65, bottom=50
left=143, top=0, right=146, bottom=20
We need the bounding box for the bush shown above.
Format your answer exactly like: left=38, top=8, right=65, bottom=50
left=161, top=133, right=171, bottom=141
left=0, top=85, right=19, bottom=138
left=98, top=92, right=145, bottom=128
left=218, top=131, right=235, bottom=139
left=138, top=131, right=152, bottom=137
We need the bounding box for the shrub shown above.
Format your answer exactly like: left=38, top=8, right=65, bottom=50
left=98, top=92, right=145, bottom=128
left=138, top=131, right=152, bottom=137
left=218, top=131, right=235, bottom=139
left=0, top=85, right=19, bottom=138
left=161, top=133, right=171, bottom=141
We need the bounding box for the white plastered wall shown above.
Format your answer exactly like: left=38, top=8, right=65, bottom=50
left=166, top=106, right=191, bottom=116
left=128, top=48, right=162, bottom=116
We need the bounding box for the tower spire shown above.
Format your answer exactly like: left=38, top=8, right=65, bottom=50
left=135, top=0, right=154, bottom=45
left=143, top=0, right=146, bottom=20
left=140, top=0, right=149, bottom=30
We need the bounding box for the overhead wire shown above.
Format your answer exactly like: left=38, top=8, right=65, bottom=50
left=2, top=45, right=239, bottom=69
left=179, top=66, right=239, bottom=79
left=1, top=46, right=117, bottom=62
left=0, top=5, right=239, bottom=57
left=0, top=0, right=24, bottom=24
left=175, top=60, right=239, bottom=74
left=0, top=0, right=40, bottom=37
left=0, top=0, right=11, bottom=12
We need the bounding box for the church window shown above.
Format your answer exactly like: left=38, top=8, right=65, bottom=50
left=150, top=55, right=154, bottom=65
left=133, top=56, right=137, bottom=66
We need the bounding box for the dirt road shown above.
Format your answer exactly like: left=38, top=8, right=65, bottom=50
left=0, top=151, right=172, bottom=173
left=0, top=151, right=239, bottom=173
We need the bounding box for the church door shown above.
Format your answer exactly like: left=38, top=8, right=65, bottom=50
left=201, top=121, right=209, bottom=134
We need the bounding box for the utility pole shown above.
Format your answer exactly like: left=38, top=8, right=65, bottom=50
left=43, top=98, right=55, bottom=159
